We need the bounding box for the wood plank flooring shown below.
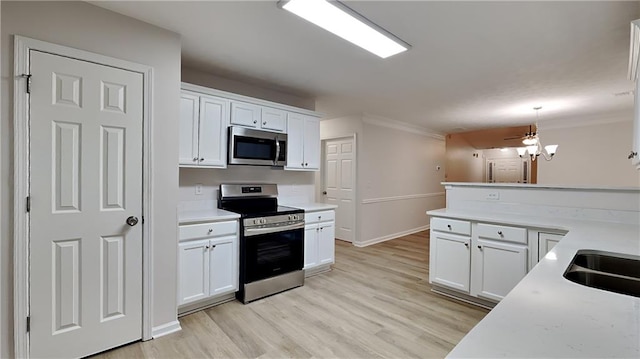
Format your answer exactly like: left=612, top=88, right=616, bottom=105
left=93, top=231, right=488, bottom=358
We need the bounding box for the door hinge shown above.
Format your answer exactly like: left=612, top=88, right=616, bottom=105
left=20, top=74, right=32, bottom=94
left=26, top=196, right=31, bottom=212
left=26, top=317, right=30, bottom=332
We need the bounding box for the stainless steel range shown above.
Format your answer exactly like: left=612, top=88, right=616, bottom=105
left=218, top=183, right=305, bottom=303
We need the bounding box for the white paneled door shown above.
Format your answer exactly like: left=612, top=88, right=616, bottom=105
left=29, top=50, right=143, bottom=358
left=323, top=138, right=355, bottom=242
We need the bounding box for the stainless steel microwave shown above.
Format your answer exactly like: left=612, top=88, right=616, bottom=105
left=228, top=126, right=287, bottom=166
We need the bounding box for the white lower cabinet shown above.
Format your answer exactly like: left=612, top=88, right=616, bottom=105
left=430, top=232, right=471, bottom=292
left=178, top=221, right=238, bottom=307
left=538, top=232, right=564, bottom=260
left=471, top=239, right=528, bottom=302
left=430, top=217, right=530, bottom=304
left=304, top=210, right=335, bottom=275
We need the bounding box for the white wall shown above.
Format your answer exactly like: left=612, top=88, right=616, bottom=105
left=182, top=67, right=315, bottom=110
left=537, top=119, right=640, bottom=187
left=319, top=114, right=446, bottom=246
left=1, top=2, right=181, bottom=357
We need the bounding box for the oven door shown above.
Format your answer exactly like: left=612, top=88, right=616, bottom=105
left=228, top=126, right=287, bottom=166
left=243, top=224, right=304, bottom=283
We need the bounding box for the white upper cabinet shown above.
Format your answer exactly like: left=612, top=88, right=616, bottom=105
left=286, top=113, right=321, bottom=171
left=179, top=91, right=200, bottom=165
left=199, top=95, right=229, bottom=167
left=261, top=107, right=287, bottom=132
left=179, top=90, right=229, bottom=168
left=231, top=101, right=261, bottom=128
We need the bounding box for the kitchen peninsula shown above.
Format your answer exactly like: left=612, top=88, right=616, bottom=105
left=428, top=183, right=640, bottom=358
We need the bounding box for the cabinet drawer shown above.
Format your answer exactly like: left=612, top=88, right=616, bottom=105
left=180, top=221, right=238, bottom=241
left=476, top=223, right=527, bottom=244
left=305, top=210, right=335, bottom=224
left=431, top=217, right=471, bottom=236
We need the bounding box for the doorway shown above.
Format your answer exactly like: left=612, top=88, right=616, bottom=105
left=14, top=37, right=152, bottom=358
left=321, top=136, right=356, bottom=243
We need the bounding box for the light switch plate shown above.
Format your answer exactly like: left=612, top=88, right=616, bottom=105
left=195, top=183, right=203, bottom=195
left=487, top=191, right=500, bottom=200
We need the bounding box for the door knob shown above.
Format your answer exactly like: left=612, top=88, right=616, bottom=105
left=126, top=216, right=139, bottom=226
left=629, top=151, right=638, bottom=159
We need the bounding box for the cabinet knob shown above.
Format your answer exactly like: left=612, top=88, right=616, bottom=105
left=193, top=157, right=198, bottom=162
left=207, top=229, right=213, bottom=234
left=253, top=120, right=257, bottom=124
left=629, top=151, right=638, bottom=159
left=200, top=158, right=204, bottom=162
left=305, top=163, right=308, bottom=166
left=498, top=231, right=503, bottom=236
left=301, top=162, right=304, bottom=166
left=464, top=243, right=469, bottom=247
left=447, top=224, right=452, bottom=230
left=205, top=245, right=210, bottom=250
left=263, top=121, right=267, bottom=125
left=211, top=244, right=216, bottom=250
left=477, top=245, right=482, bottom=250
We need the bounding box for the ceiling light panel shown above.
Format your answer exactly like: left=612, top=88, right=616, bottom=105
left=279, top=0, right=410, bottom=58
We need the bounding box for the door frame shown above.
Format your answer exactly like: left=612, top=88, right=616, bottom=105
left=13, top=36, right=154, bottom=358
left=320, top=134, right=358, bottom=243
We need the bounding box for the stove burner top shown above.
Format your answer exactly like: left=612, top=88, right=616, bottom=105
left=217, top=183, right=303, bottom=218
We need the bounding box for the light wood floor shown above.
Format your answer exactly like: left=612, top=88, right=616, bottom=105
left=93, top=231, right=488, bottom=358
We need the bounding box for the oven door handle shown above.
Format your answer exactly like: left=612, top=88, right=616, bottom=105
left=244, top=222, right=304, bottom=236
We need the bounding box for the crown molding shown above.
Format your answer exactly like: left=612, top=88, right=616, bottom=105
left=361, top=113, right=445, bottom=140
left=536, top=110, right=632, bottom=131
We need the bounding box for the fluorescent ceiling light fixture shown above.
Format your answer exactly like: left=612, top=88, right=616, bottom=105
left=279, top=0, right=410, bottom=58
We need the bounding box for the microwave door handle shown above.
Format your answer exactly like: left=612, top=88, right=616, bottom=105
left=274, top=135, right=280, bottom=165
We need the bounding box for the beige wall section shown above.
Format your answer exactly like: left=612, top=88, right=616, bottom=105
left=537, top=119, right=640, bottom=187
left=319, top=114, right=446, bottom=246
left=182, top=67, right=315, bottom=110
left=445, top=133, right=484, bottom=182
left=1, top=2, right=181, bottom=357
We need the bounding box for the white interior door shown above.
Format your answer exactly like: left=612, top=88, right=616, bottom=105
left=29, top=50, right=143, bottom=358
left=323, top=138, right=355, bottom=242
left=487, top=158, right=528, bottom=183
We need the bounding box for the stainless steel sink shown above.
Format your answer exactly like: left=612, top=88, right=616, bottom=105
left=564, top=250, right=640, bottom=297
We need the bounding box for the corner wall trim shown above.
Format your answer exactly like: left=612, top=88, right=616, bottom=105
left=354, top=225, right=430, bottom=247
left=361, top=192, right=445, bottom=204
left=151, top=320, right=182, bottom=339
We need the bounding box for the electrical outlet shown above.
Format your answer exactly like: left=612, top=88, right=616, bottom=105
left=487, top=191, right=500, bottom=200
left=195, top=183, right=203, bottom=195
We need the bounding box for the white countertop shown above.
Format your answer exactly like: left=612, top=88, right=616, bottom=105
left=442, top=182, right=640, bottom=192
left=428, top=209, right=640, bottom=358
left=287, top=203, right=338, bottom=212
left=178, top=208, right=240, bottom=225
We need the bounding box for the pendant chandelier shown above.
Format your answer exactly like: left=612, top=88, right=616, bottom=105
left=516, top=107, right=558, bottom=161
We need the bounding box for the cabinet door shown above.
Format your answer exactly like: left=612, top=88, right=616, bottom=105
left=304, top=224, right=319, bottom=269
left=303, top=116, right=321, bottom=170
left=286, top=113, right=305, bottom=170
left=430, top=232, right=471, bottom=293
left=179, top=91, right=200, bottom=166
left=632, top=79, right=640, bottom=168
left=230, top=101, right=261, bottom=128
left=198, top=95, right=229, bottom=168
left=471, top=239, right=528, bottom=302
left=538, top=233, right=564, bottom=261
left=178, top=239, right=210, bottom=306
left=261, top=107, right=286, bottom=132
left=318, top=222, right=335, bottom=265
left=209, top=236, right=238, bottom=297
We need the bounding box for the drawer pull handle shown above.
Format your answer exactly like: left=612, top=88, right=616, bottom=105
left=498, top=231, right=503, bottom=236
left=447, top=224, right=452, bottom=230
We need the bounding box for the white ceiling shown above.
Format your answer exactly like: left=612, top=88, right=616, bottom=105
left=93, top=1, right=640, bottom=133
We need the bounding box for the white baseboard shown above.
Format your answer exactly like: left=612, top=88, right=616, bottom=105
left=354, top=225, right=430, bottom=247
left=151, top=320, right=182, bottom=339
